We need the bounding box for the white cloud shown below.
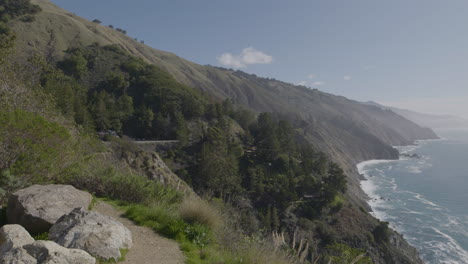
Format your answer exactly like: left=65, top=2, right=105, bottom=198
left=217, top=53, right=244, bottom=68
left=307, top=74, right=316, bottom=79
left=344, top=75, right=352, bottom=81
left=311, top=81, right=325, bottom=87
left=217, top=47, right=273, bottom=68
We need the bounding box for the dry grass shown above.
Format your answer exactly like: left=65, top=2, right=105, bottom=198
left=178, top=198, right=222, bottom=230
left=237, top=242, right=297, bottom=264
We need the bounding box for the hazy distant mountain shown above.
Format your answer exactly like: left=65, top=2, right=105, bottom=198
left=366, top=101, right=468, bottom=130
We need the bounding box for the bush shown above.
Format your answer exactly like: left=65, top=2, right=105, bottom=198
left=123, top=203, right=212, bottom=248
left=178, top=198, right=222, bottom=230
left=325, top=243, right=373, bottom=264
left=0, top=110, right=71, bottom=181
left=62, top=160, right=181, bottom=204
left=0, top=169, right=28, bottom=204
left=373, top=221, right=390, bottom=243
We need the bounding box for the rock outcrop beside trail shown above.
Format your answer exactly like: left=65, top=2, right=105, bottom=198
left=7, top=185, right=92, bottom=234
left=0, top=224, right=35, bottom=256
left=0, top=224, right=95, bottom=264
left=49, top=207, right=133, bottom=261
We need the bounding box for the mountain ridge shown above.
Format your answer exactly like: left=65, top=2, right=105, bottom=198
left=7, top=1, right=438, bottom=263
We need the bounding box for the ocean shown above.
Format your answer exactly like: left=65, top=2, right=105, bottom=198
left=358, top=129, right=468, bottom=264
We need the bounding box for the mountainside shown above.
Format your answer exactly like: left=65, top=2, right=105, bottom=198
left=14, top=0, right=437, bottom=165
left=6, top=1, right=440, bottom=263
left=366, top=101, right=468, bottom=130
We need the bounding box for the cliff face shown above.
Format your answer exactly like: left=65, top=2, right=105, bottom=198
left=11, top=1, right=435, bottom=262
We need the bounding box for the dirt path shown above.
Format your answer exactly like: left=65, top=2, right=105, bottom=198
left=94, top=201, right=185, bottom=264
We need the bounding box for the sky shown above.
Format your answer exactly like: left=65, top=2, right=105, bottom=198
left=52, top=0, right=468, bottom=118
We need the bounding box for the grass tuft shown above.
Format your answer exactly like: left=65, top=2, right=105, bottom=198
left=178, top=198, right=222, bottom=230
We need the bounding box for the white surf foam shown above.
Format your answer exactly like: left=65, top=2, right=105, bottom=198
left=431, top=228, right=468, bottom=264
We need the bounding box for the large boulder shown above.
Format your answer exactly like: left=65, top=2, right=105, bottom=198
left=7, top=185, right=93, bottom=234
left=0, top=225, right=34, bottom=256
left=0, top=224, right=95, bottom=264
left=2, top=241, right=96, bottom=264
left=49, top=208, right=133, bottom=261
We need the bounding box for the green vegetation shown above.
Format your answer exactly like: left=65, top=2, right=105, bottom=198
left=373, top=221, right=390, bottom=243
left=97, top=248, right=129, bottom=264
left=32, top=232, right=49, bottom=241
left=0, top=3, right=378, bottom=262
left=0, top=41, right=366, bottom=263
left=0, top=0, right=40, bottom=58
left=325, top=243, right=373, bottom=264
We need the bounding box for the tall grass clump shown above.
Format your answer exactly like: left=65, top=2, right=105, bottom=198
left=62, top=159, right=182, bottom=205
left=179, top=198, right=222, bottom=230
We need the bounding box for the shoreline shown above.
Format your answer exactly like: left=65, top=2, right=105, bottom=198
left=356, top=137, right=468, bottom=263
left=356, top=138, right=443, bottom=218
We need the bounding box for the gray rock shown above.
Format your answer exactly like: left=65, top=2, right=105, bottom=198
left=7, top=185, right=93, bottom=234
left=1, top=247, right=37, bottom=264
left=49, top=208, right=132, bottom=261
left=0, top=225, right=95, bottom=264
left=1, top=241, right=96, bottom=264
left=0, top=225, right=34, bottom=256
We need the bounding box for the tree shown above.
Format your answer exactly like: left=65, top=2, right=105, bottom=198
left=134, top=105, right=154, bottom=137
left=272, top=207, right=280, bottom=231
left=373, top=221, right=390, bottom=243
left=102, top=72, right=129, bottom=95
left=92, top=19, right=102, bottom=24
left=173, top=111, right=188, bottom=145
left=89, top=91, right=112, bottom=131
left=198, top=126, right=241, bottom=198
left=58, top=53, right=88, bottom=79
left=116, top=94, right=134, bottom=121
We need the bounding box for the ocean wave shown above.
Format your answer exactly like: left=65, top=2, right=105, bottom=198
left=430, top=228, right=468, bottom=264
left=407, top=165, right=423, bottom=174
left=414, top=193, right=441, bottom=208
left=356, top=159, right=397, bottom=173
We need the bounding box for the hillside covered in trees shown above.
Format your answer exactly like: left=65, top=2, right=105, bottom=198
left=0, top=0, right=433, bottom=263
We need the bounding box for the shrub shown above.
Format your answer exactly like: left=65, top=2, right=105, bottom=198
left=0, top=110, right=71, bottom=181
left=373, top=221, right=390, bottom=243
left=325, top=243, right=373, bottom=264
left=0, top=169, right=28, bottom=204
left=179, top=198, right=222, bottom=230
left=62, top=160, right=182, bottom=204
left=329, top=194, right=345, bottom=213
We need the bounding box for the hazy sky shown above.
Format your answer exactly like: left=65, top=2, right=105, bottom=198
left=52, top=0, right=468, bottom=118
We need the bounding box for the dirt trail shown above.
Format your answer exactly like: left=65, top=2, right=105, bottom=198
left=94, top=201, right=185, bottom=264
